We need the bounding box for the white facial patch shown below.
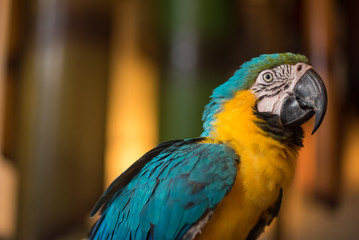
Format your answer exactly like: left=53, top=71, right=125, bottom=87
left=250, top=63, right=313, bottom=115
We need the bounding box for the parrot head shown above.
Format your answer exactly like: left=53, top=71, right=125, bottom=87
left=202, top=53, right=327, bottom=136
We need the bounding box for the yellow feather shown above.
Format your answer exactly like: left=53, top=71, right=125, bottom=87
left=196, top=90, right=299, bottom=240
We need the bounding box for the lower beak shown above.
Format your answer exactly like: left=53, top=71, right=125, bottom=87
left=280, top=69, right=327, bottom=134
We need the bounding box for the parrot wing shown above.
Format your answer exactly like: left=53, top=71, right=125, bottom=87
left=89, top=137, right=239, bottom=240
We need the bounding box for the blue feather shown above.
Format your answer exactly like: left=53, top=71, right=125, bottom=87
left=89, top=139, right=238, bottom=239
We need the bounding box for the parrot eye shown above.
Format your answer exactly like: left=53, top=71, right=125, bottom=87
left=263, top=73, right=273, bottom=82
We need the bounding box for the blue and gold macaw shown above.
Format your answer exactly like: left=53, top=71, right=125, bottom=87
left=89, top=53, right=327, bottom=240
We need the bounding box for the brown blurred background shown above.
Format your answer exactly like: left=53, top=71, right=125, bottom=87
left=0, top=0, right=358, bottom=239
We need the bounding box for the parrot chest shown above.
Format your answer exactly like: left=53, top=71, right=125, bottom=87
left=194, top=140, right=296, bottom=240
left=195, top=90, right=298, bottom=239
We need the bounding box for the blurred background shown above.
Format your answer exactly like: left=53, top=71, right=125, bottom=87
left=0, top=0, right=358, bottom=239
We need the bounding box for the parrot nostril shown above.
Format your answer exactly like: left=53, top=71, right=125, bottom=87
left=297, top=64, right=303, bottom=72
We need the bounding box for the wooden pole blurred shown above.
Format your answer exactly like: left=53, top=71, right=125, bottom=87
left=16, top=1, right=111, bottom=239
left=304, top=0, right=341, bottom=206
left=105, top=0, right=158, bottom=187
left=0, top=0, right=17, bottom=238
left=0, top=0, right=10, bottom=148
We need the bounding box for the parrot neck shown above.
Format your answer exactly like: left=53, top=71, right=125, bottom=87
left=205, top=90, right=303, bottom=205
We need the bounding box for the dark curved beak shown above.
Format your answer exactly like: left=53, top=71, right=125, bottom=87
left=280, top=69, right=327, bottom=134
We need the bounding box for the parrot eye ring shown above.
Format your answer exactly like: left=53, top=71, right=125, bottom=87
left=263, top=72, right=273, bottom=82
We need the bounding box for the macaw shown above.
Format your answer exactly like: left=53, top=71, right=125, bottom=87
left=89, top=53, right=327, bottom=240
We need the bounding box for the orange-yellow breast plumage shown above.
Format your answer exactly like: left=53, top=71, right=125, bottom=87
left=196, top=90, right=299, bottom=240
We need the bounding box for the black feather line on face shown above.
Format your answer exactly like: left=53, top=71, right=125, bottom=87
left=263, top=88, right=285, bottom=98
left=273, top=69, right=283, bottom=79
left=258, top=88, right=283, bottom=99
left=254, top=72, right=292, bottom=98
left=285, top=64, right=291, bottom=76
left=255, top=80, right=291, bottom=101
left=266, top=81, right=287, bottom=92
left=272, top=64, right=292, bottom=79
left=256, top=82, right=272, bottom=88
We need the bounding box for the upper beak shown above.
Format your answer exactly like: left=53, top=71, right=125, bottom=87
left=280, top=69, right=327, bottom=134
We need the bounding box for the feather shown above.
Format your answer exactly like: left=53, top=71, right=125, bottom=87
left=89, top=139, right=238, bottom=240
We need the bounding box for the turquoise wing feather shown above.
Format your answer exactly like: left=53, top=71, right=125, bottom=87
left=89, top=138, right=238, bottom=240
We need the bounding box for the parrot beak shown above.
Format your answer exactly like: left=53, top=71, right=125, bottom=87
left=280, top=69, right=327, bottom=134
